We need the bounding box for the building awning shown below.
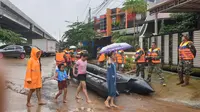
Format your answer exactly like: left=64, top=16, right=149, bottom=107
left=149, top=0, right=200, bottom=15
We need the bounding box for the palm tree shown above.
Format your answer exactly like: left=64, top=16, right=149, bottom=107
left=123, top=0, right=147, bottom=37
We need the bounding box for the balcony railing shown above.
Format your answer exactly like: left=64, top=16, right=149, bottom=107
left=112, top=25, right=125, bottom=31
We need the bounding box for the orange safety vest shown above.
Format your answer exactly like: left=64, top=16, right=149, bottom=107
left=135, top=49, right=145, bottom=63
left=179, top=41, right=194, bottom=60
left=55, top=52, right=65, bottom=66
left=147, top=48, right=161, bottom=64
left=116, top=53, right=126, bottom=64
left=98, top=53, right=105, bottom=62
left=71, top=56, right=75, bottom=62
left=65, top=54, right=72, bottom=62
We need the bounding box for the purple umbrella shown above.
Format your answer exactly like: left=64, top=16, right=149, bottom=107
left=99, top=43, right=132, bottom=54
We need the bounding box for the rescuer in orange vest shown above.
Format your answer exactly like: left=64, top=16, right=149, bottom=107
left=64, top=50, right=72, bottom=74
left=134, top=44, right=146, bottom=79
left=177, top=35, right=196, bottom=87
left=70, top=50, right=76, bottom=64
left=97, top=47, right=106, bottom=67
left=116, top=50, right=126, bottom=71
left=55, top=49, right=65, bottom=69
left=69, top=50, right=76, bottom=78
left=146, top=42, right=166, bottom=86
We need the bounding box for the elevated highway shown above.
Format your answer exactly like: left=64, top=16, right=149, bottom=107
left=0, top=0, right=57, bottom=44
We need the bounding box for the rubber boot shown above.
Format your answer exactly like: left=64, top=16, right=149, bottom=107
left=176, top=73, right=184, bottom=85
left=181, top=75, right=190, bottom=87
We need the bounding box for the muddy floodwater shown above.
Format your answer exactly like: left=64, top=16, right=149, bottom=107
left=4, top=57, right=200, bottom=112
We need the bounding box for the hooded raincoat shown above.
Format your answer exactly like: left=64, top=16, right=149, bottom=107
left=24, top=47, right=42, bottom=89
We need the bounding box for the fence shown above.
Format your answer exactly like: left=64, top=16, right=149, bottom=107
left=146, top=29, right=200, bottom=68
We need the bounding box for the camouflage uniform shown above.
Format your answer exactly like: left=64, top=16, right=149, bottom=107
left=135, top=49, right=145, bottom=79
left=177, top=41, right=196, bottom=86
left=177, top=60, right=193, bottom=76
left=147, top=48, right=166, bottom=86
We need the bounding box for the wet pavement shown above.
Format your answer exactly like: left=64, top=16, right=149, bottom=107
left=4, top=57, right=200, bottom=112
left=4, top=57, right=55, bottom=85
left=150, top=71, right=200, bottom=108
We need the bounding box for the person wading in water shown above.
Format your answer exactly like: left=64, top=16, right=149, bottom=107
left=24, top=47, right=46, bottom=107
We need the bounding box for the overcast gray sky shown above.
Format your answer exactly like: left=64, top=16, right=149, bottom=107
left=9, top=0, right=123, bottom=40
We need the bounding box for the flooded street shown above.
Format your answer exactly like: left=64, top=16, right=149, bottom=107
left=4, top=57, right=55, bottom=85
left=4, top=57, right=200, bottom=112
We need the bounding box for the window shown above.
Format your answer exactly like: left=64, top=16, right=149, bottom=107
left=4, top=45, right=15, bottom=50
left=16, top=46, right=23, bottom=51
left=112, top=17, right=116, bottom=24
left=100, top=18, right=106, bottom=31
left=0, top=45, right=8, bottom=49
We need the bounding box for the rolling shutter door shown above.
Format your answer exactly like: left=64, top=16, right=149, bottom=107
left=193, top=30, right=200, bottom=67
left=164, top=35, right=169, bottom=64
left=172, top=34, right=178, bottom=65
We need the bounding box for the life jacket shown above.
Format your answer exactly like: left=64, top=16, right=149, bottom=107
left=179, top=41, right=194, bottom=60
left=55, top=52, right=65, bottom=66
left=65, top=53, right=72, bottom=66
left=98, top=53, right=106, bottom=62
left=71, top=56, right=75, bottom=62
left=116, top=53, right=126, bottom=64
left=135, top=49, right=145, bottom=63
left=147, top=48, right=161, bottom=64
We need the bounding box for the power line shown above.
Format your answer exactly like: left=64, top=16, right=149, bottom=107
left=117, top=1, right=125, bottom=7
left=92, top=0, right=111, bottom=14
left=81, top=0, right=92, bottom=17
left=94, top=0, right=114, bottom=16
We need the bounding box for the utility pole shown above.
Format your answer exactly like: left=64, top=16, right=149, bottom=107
left=59, top=29, right=61, bottom=41
left=77, top=16, right=79, bottom=22
left=88, top=7, right=91, bottom=23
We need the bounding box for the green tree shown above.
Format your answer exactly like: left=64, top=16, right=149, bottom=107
left=123, top=0, right=147, bottom=36
left=160, top=13, right=200, bottom=34
left=112, top=31, right=138, bottom=51
left=62, top=22, right=96, bottom=46
left=0, top=29, right=26, bottom=44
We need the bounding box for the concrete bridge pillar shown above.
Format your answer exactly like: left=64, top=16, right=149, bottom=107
left=27, top=38, right=32, bottom=44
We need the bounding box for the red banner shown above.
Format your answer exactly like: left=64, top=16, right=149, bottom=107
left=127, top=13, right=136, bottom=21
